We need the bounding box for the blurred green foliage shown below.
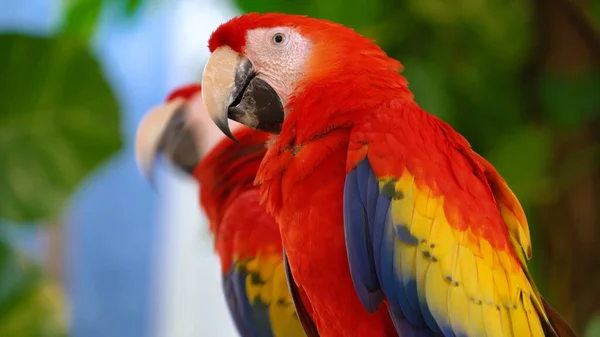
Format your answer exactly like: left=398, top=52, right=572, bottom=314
left=0, top=240, right=66, bottom=337
left=61, top=0, right=144, bottom=41
left=0, top=0, right=144, bottom=334
left=587, top=316, right=600, bottom=337
left=540, top=71, right=600, bottom=130
left=0, top=34, right=122, bottom=223
left=233, top=0, right=600, bottom=334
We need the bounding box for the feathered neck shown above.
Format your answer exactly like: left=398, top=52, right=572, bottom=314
left=277, top=61, right=413, bottom=150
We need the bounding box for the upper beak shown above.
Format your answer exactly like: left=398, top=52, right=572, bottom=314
left=202, top=46, right=284, bottom=140
left=134, top=98, right=202, bottom=184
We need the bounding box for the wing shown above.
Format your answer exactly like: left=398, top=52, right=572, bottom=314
left=343, top=101, right=575, bottom=337
left=222, top=262, right=265, bottom=337
left=216, top=191, right=307, bottom=337
left=198, top=128, right=308, bottom=337
left=222, top=252, right=307, bottom=337
left=221, top=242, right=320, bottom=337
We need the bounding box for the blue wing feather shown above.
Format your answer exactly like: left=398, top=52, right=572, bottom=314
left=388, top=306, right=439, bottom=337
left=223, top=269, right=254, bottom=336
left=343, top=164, right=384, bottom=313
left=344, top=159, right=443, bottom=336
left=222, top=262, right=274, bottom=337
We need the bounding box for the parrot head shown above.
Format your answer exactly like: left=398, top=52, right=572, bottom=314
left=202, top=12, right=407, bottom=140
left=134, top=83, right=242, bottom=182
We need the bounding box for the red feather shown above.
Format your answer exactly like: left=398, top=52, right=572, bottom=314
left=165, top=83, right=201, bottom=102
left=193, top=127, right=277, bottom=268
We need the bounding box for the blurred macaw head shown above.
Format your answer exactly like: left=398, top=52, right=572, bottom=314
left=134, top=83, right=242, bottom=181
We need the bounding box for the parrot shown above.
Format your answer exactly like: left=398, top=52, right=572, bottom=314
left=134, top=83, right=308, bottom=337
left=199, top=12, right=577, bottom=337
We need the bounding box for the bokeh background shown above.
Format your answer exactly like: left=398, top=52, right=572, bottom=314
left=1, top=0, right=599, bottom=336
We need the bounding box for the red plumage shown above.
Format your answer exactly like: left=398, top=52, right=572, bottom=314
left=166, top=83, right=202, bottom=102
left=193, top=127, right=277, bottom=268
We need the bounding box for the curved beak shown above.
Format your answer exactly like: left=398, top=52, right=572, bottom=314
left=201, top=46, right=284, bottom=140
left=134, top=98, right=202, bottom=185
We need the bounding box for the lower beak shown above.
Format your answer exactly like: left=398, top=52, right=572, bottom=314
left=202, top=46, right=284, bottom=141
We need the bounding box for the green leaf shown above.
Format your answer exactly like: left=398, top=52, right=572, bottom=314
left=60, top=0, right=104, bottom=42
left=0, top=34, right=123, bottom=223
left=60, top=0, right=146, bottom=42
left=124, top=0, right=144, bottom=16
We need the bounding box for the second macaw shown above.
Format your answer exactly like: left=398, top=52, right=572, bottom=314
left=135, top=84, right=307, bottom=337
left=200, top=13, right=576, bottom=337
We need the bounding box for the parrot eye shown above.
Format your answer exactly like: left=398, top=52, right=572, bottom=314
left=271, top=33, right=287, bottom=45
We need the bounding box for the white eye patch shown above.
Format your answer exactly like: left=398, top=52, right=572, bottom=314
left=244, top=27, right=312, bottom=107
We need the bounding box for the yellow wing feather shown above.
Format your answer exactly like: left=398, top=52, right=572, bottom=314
left=236, top=251, right=307, bottom=337
left=379, top=170, right=550, bottom=337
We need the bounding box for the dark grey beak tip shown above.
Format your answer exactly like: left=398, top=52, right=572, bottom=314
left=215, top=117, right=238, bottom=143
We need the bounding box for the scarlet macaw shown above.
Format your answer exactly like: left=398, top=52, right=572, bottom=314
left=135, top=84, right=307, bottom=337
left=200, top=13, right=576, bottom=337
